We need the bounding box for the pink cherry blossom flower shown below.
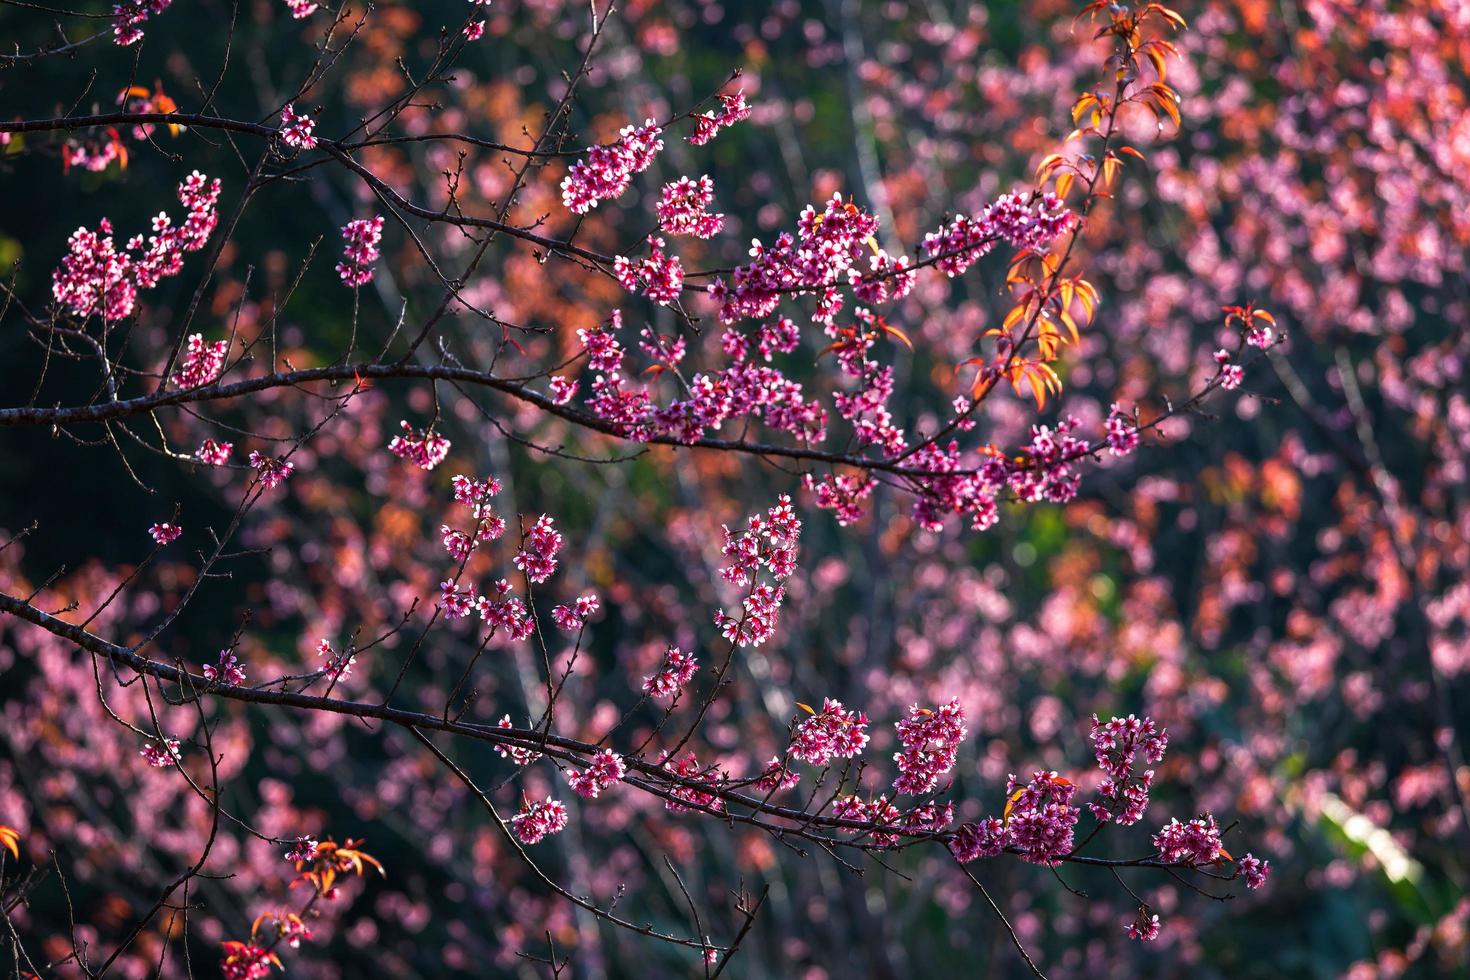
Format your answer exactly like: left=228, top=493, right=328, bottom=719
left=148, top=522, right=182, bottom=545
left=688, top=90, right=750, bottom=146
left=641, top=646, right=699, bottom=699
left=437, top=580, right=477, bottom=619
left=52, top=173, right=220, bottom=321
left=548, top=376, right=578, bottom=404
left=656, top=176, right=725, bottom=238
left=1004, top=770, right=1080, bottom=866
left=336, top=215, right=384, bottom=286
left=203, top=649, right=247, bottom=686
left=510, top=796, right=568, bottom=844
left=754, top=757, right=800, bottom=793
left=1126, top=908, right=1161, bottom=942
left=284, top=838, right=319, bottom=862
left=660, top=751, right=724, bottom=813
left=220, top=941, right=275, bottom=980
left=893, top=698, right=967, bottom=795
left=172, top=334, right=228, bottom=388
left=1239, top=852, right=1271, bottom=890
left=387, top=421, right=451, bottom=470
left=1153, top=814, right=1224, bottom=866
left=613, top=236, right=684, bottom=305
left=950, top=817, right=1009, bottom=863
left=113, top=0, right=172, bottom=45
left=1105, top=404, right=1140, bottom=456
left=279, top=104, right=317, bottom=149
left=1088, top=714, right=1167, bottom=826
left=248, top=451, right=295, bottom=490
left=920, top=192, right=1073, bottom=278
left=551, top=593, right=600, bottom=630
left=195, top=439, right=233, bottom=465
left=790, top=698, right=870, bottom=766
left=565, top=749, right=626, bottom=799
left=559, top=119, right=664, bottom=214
left=513, top=515, right=563, bottom=584
left=493, top=716, right=542, bottom=767
left=141, top=737, right=181, bottom=768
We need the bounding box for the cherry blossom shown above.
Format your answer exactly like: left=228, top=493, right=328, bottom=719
left=148, top=522, right=182, bottom=545
left=387, top=421, right=451, bottom=470
left=248, top=451, right=295, bottom=490
left=279, top=104, right=317, bottom=149
left=336, top=215, right=384, bottom=286
left=511, top=796, right=568, bottom=844
left=565, top=749, right=626, bottom=799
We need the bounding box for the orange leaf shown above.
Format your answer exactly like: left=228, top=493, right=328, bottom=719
left=0, top=825, right=19, bottom=860
left=879, top=320, right=914, bottom=351
left=1003, top=787, right=1027, bottom=824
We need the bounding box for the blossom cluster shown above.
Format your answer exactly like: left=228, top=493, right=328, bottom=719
left=955, top=770, right=1084, bottom=867
left=387, top=420, right=451, bottom=470
left=513, top=515, right=563, bottom=584
left=1127, top=908, right=1162, bottom=942
left=754, top=757, right=801, bottom=793
left=892, top=698, right=967, bottom=795
left=172, top=334, right=228, bottom=389
left=196, top=438, right=233, bottom=465
left=336, top=215, right=384, bottom=286
left=578, top=309, right=827, bottom=446
left=656, top=176, right=724, bottom=238
left=641, top=645, right=699, bottom=699
left=1105, top=406, right=1140, bottom=458
left=140, top=737, right=181, bottom=768
left=278, top=104, right=317, bottom=149
left=480, top=581, right=534, bottom=639
left=612, top=236, right=684, bottom=305
left=559, top=120, right=664, bottom=214
left=283, top=0, right=318, bottom=18
left=60, top=133, right=124, bottom=174
left=949, top=817, right=1008, bottom=862
left=493, top=716, right=542, bottom=767
left=219, top=941, right=276, bottom=980
left=565, top=750, right=626, bottom=799
left=510, top=797, right=568, bottom=845
left=436, top=477, right=536, bottom=637
left=713, top=496, right=800, bottom=648
left=443, top=473, right=507, bottom=560
left=315, top=638, right=355, bottom=682
left=148, top=522, right=183, bottom=545
left=832, top=794, right=901, bottom=847
left=113, top=0, right=171, bottom=45
left=688, top=91, right=751, bottom=146
left=920, top=192, right=1073, bottom=278
left=52, top=172, right=221, bottom=321
left=1238, top=852, right=1271, bottom=890
left=283, top=839, right=319, bottom=863
left=707, top=193, right=893, bottom=326
left=660, top=752, right=724, bottom=813
left=1088, top=714, right=1167, bottom=825
left=1152, top=814, right=1223, bottom=866
left=1089, top=714, right=1168, bottom=826
left=203, top=649, right=247, bottom=686
left=551, top=593, right=600, bottom=631
left=248, top=451, right=295, bottom=491
left=789, top=698, right=870, bottom=766
left=1215, top=348, right=1244, bottom=390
